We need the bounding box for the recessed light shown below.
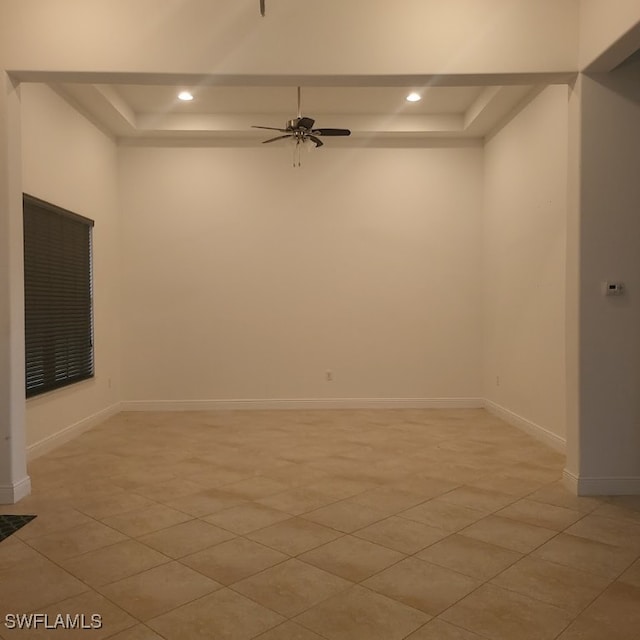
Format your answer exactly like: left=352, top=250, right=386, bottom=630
left=178, top=91, right=194, bottom=101
left=406, top=92, right=421, bottom=102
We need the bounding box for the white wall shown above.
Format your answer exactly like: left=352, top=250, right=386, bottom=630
left=570, top=62, right=640, bottom=492
left=0, top=1, right=578, bottom=77
left=482, top=85, right=568, bottom=448
left=20, top=83, right=121, bottom=450
left=579, top=0, right=640, bottom=70
left=119, top=144, right=483, bottom=405
left=0, top=73, right=29, bottom=503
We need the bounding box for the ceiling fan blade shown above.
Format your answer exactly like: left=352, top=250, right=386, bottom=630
left=252, top=125, right=288, bottom=132
left=260, top=0, right=265, bottom=16
left=313, top=128, right=351, bottom=136
left=262, top=135, right=292, bottom=144
left=308, top=135, right=324, bottom=148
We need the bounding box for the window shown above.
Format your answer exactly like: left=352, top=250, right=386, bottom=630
left=23, top=194, right=94, bottom=398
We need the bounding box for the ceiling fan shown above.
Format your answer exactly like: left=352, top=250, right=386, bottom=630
left=252, top=87, right=351, bottom=166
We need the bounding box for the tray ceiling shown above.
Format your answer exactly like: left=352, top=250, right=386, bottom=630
left=54, top=80, right=542, bottom=143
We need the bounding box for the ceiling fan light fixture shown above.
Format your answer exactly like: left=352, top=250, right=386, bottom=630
left=406, top=92, right=421, bottom=102
left=178, top=91, right=194, bottom=101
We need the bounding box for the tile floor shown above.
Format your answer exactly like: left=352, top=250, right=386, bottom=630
left=1, top=408, right=640, bottom=639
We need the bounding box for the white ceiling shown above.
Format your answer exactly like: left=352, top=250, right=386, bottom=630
left=55, top=81, right=540, bottom=144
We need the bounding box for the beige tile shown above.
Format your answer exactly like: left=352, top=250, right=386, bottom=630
left=565, top=514, right=640, bottom=551
left=502, top=460, right=562, bottom=484
left=618, top=557, right=640, bottom=588
left=302, top=500, right=387, bottom=533
left=294, top=584, right=429, bottom=640
left=0, top=555, right=88, bottom=614
left=60, top=539, right=170, bottom=586
left=26, top=521, right=128, bottom=561
left=299, top=535, right=404, bottom=582
left=219, top=476, right=291, bottom=499
left=405, top=619, right=487, bottom=640
left=441, top=584, right=573, bottom=640
left=354, top=516, right=448, bottom=554
left=579, top=581, right=640, bottom=631
left=162, top=490, right=246, bottom=517
left=0, top=493, right=66, bottom=516
left=468, top=474, right=544, bottom=497
left=363, top=557, right=479, bottom=616
left=410, top=463, right=490, bottom=485
left=400, top=500, right=487, bottom=532
left=101, top=504, right=192, bottom=537
left=416, top=534, right=522, bottom=580
left=247, top=517, right=342, bottom=555
left=181, top=537, right=287, bottom=584
left=255, top=621, right=327, bottom=639
left=257, top=487, right=341, bottom=515
left=391, top=476, right=461, bottom=500
left=556, top=614, right=637, bottom=640
left=491, top=556, right=610, bottom=614
left=0, top=535, right=44, bottom=571
left=231, top=558, right=352, bottom=617
left=435, top=485, right=516, bottom=512
left=148, top=588, right=284, bottom=640
left=130, top=479, right=207, bottom=503
left=203, top=503, right=290, bottom=534
left=98, top=561, right=220, bottom=620
left=527, top=482, right=603, bottom=514
left=606, top=495, right=640, bottom=512
left=263, top=464, right=329, bottom=487
left=14, top=508, right=93, bottom=541
left=591, top=502, right=640, bottom=526
left=305, top=476, right=378, bottom=500
left=496, top=498, right=583, bottom=531
left=73, top=492, right=157, bottom=519
left=13, top=591, right=136, bottom=639
left=365, top=461, right=432, bottom=483
left=107, top=625, right=166, bottom=640
left=137, top=519, right=235, bottom=558
left=531, top=532, right=637, bottom=579
left=183, top=467, right=252, bottom=489
left=9, top=409, right=580, bottom=640
left=460, top=515, right=557, bottom=553
left=349, top=486, right=426, bottom=515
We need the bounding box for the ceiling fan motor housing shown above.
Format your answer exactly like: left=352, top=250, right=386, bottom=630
left=288, top=116, right=315, bottom=131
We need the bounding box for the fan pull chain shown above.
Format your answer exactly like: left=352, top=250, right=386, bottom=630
left=293, top=139, right=301, bottom=167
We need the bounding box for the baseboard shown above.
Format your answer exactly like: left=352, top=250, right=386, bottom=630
left=483, top=399, right=566, bottom=453
left=0, top=476, right=32, bottom=505
left=563, top=469, right=640, bottom=496
left=562, top=469, right=579, bottom=493
left=27, top=402, right=122, bottom=461
left=120, top=397, right=484, bottom=412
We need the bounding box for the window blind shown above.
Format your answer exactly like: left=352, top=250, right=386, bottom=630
left=23, top=194, right=94, bottom=398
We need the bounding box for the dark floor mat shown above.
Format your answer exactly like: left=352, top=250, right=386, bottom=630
left=0, top=514, right=37, bottom=542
